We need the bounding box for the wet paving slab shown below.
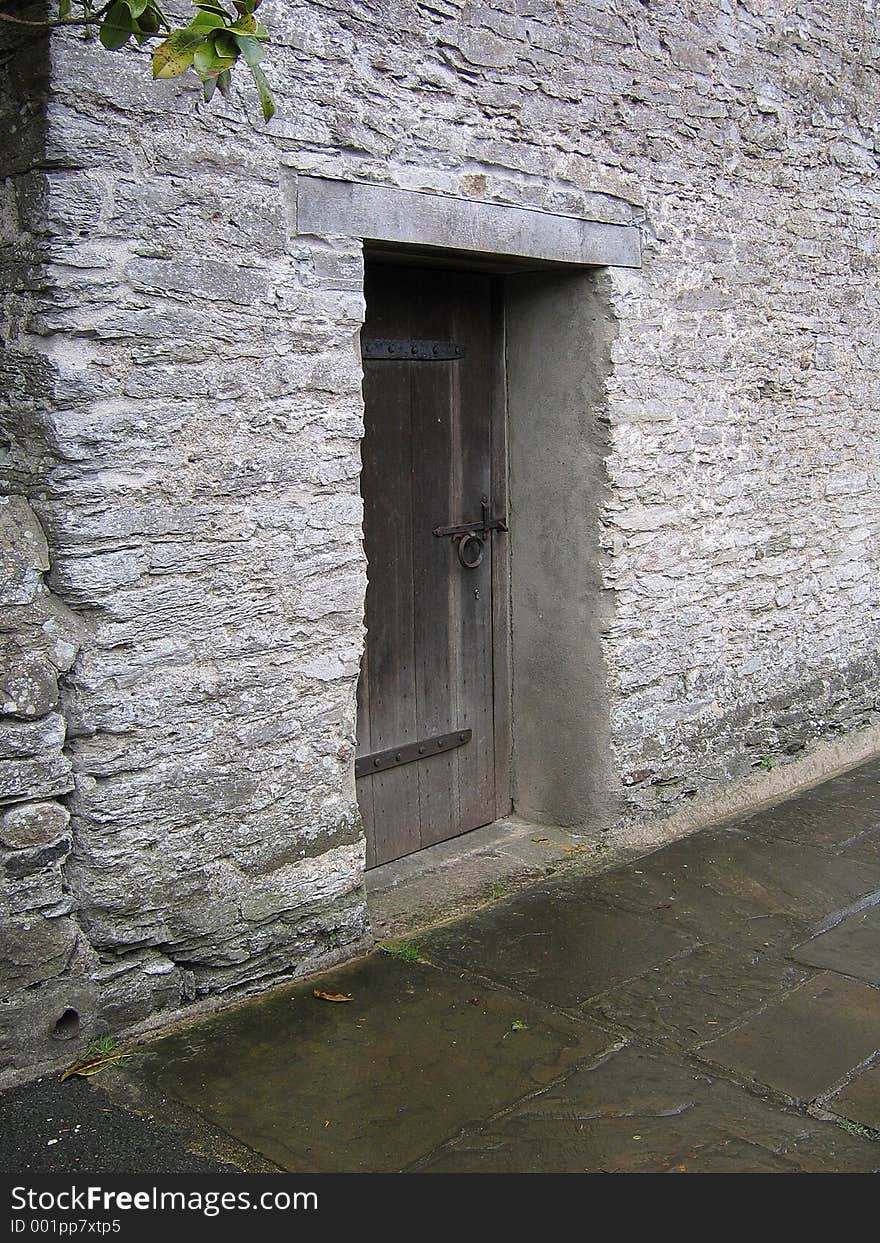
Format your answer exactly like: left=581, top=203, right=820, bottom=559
left=420, top=882, right=696, bottom=1008
left=415, top=1044, right=880, bottom=1174
left=583, top=943, right=815, bottom=1049
left=742, top=758, right=880, bottom=821
left=837, top=831, right=880, bottom=867
left=736, top=760, right=880, bottom=860
left=741, top=801, right=880, bottom=858
left=698, top=972, right=880, bottom=1103
left=823, top=1061, right=880, bottom=1133
left=580, top=823, right=880, bottom=951
left=791, top=901, right=880, bottom=986
left=130, top=953, right=614, bottom=1173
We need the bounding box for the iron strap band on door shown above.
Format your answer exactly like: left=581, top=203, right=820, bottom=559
left=355, top=729, right=472, bottom=778
left=361, top=338, right=464, bottom=360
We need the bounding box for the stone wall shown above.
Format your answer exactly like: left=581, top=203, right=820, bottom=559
left=0, top=498, right=82, bottom=1050
left=1, top=0, right=879, bottom=1078
left=599, top=3, right=880, bottom=811
left=1, top=7, right=371, bottom=1084
left=0, top=13, right=85, bottom=1077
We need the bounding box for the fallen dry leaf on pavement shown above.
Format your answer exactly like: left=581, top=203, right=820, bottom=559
left=60, top=1053, right=128, bottom=1082
left=313, top=989, right=353, bottom=1002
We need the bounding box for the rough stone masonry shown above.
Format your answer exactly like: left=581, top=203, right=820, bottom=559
left=1, top=0, right=879, bottom=1082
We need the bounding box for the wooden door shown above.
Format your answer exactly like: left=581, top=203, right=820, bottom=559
left=357, top=264, right=509, bottom=868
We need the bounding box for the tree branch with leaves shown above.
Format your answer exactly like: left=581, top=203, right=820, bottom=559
left=0, top=0, right=276, bottom=119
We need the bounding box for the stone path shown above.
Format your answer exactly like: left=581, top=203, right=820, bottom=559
left=7, top=757, right=880, bottom=1173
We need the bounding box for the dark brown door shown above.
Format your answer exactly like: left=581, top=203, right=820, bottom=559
left=357, top=264, right=509, bottom=867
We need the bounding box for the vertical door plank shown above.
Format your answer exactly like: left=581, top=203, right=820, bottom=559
left=451, top=273, right=497, bottom=833
left=489, top=282, right=513, bottom=820
left=357, top=269, right=421, bottom=865
left=409, top=270, right=459, bottom=849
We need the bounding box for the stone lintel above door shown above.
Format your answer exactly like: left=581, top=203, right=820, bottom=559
left=294, top=177, right=642, bottom=270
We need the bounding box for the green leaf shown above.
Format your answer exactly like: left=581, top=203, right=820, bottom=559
left=192, top=43, right=217, bottom=75
left=216, top=68, right=232, bottom=97
left=233, top=33, right=263, bottom=66
left=203, top=75, right=218, bottom=103
left=152, top=29, right=204, bottom=78
left=195, top=2, right=232, bottom=16
left=213, top=31, right=237, bottom=59
left=133, top=7, right=159, bottom=38
left=122, top=0, right=148, bottom=17
left=99, top=1, right=134, bottom=49
left=193, top=39, right=237, bottom=78
left=58, top=0, right=71, bottom=18
left=189, top=11, right=227, bottom=33
left=151, top=0, right=171, bottom=29
left=228, top=13, right=257, bottom=34
left=249, top=61, right=275, bottom=122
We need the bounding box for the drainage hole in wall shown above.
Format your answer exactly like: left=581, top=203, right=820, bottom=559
left=50, top=1008, right=81, bottom=1041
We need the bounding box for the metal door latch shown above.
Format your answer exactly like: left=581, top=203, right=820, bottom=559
left=433, top=497, right=507, bottom=568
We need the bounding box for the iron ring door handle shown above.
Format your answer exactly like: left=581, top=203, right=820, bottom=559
left=433, top=496, right=507, bottom=570
left=456, top=534, right=485, bottom=569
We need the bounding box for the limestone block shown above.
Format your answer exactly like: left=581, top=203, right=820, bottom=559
left=0, top=753, right=73, bottom=804
left=2, top=836, right=72, bottom=880
left=0, top=915, right=78, bottom=993
left=0, top=800, right=71, bottom=850
left=0, top=497, right=49, bottom=607
left=0, top=650, right=59, bottom=719
left=0, top=592, right=84, bottom=674
left=0, top=945, right=192, bottom=1084
left=0, top=713, right=65, bottom=761
left=0, top=865, right=73, bottom=919
left=37, top=594, right=86, bottom=671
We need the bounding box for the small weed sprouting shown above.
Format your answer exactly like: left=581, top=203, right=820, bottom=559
left=381, top=941, right=421, bottom=962
left=491, top=883, right=505, bottom=900
left=85, top=1034, right=116, bottom=1060
left=757, top=756, right=774, bottom=772
left=837, top=1118, right=880, bottom=1142
left=60, top=1034, right=129, bottom=1082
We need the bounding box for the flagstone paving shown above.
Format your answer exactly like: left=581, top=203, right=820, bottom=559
left=823, top=1062, right=880, bottom=1132
left=6, top=755, right=880, bottom=1173
left=412, top=1044, right=880, bottom=1174
left=697, top=972, right=880, bottom=1103
left=792, top=902, right=880, bottom=986
left=132, top=954, right=612, bottom=1174
left=582, top=943, right=813, bottom=1049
